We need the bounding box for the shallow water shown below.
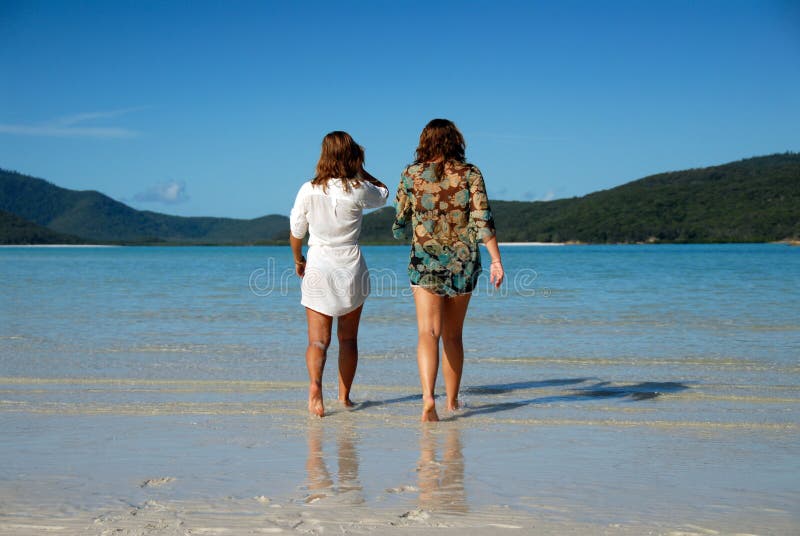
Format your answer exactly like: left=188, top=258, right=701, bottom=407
left=1, top=244, right=798, bottom=533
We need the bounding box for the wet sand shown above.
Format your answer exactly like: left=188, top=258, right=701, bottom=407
left=1, top=377, right=797, bottom=535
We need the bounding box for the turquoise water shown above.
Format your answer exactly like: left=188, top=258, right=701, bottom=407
left=2, top=244, right=797, bottom=383
left=1, top=244, right=798, bottom=532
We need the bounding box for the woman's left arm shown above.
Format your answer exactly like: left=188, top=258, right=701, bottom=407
left=290, top=234, right=306, bottom=277
left=289, top=186, right=308, bottom=277
left=392, top=173, right=412, bottom=240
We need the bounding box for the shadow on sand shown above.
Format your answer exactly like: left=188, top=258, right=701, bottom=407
left=352, top=394, right=422, bottom=411
left=454, top=379, right=690, bottom=418
left=462, top=378, right=591, bottom=395
left=349, top=378, right=690, bottom=418
left=354, top=379, right=593, bottom=411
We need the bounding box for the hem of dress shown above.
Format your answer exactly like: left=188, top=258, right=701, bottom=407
left=408, top=267, right=480, bottom=297
left=301, top=296, right=367, bottom=318
left=410, top=283, right=473, bottom=297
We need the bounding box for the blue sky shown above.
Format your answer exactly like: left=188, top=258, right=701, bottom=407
left=1, top=0, right=798, bottom=218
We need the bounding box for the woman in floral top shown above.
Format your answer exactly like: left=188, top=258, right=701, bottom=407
left=393, top=118, right=504, bottom=421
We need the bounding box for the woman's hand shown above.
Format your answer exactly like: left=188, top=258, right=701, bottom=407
left=290, top=234, right=306, bottom=278
left=295, top=258, right=306, bottom=278
left=483, top=236, right=504, bottom=288
left=490, top=260, right=504, bottom=288
left=359, top=168, right=387, bottom=190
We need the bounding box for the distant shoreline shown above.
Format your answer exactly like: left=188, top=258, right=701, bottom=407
left=2, top=241, right=797, bottom=248
left=0, top=244, right=120, bottom=248
left=495, top=242, right=567, bottom=246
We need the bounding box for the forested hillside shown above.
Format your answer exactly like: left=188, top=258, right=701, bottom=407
left=361, top=153, right=800, bottom=244
left=0, top=169, right=288, bottom=244
left=1, top=153, right=797, bottom=245
left=0, top=210, right=85, bottom=244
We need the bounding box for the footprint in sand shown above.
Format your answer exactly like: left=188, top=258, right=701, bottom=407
left=386, top=485, right=418, bottom=493
left=140, top=477, right=176, bottom=488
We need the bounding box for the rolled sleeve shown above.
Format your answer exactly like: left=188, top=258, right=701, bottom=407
left=468, top=167, right=496, bottom=242
left=360, top=183, right=389, bottom=209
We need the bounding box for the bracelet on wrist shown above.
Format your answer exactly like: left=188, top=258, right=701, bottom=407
left=295, top=257, right=306, bottom=265
left=490, top=259, right=502, bottom=265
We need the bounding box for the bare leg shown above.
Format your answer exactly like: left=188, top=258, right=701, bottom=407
left=336, top=304, right=363, bottom=406
left=441, top=293, right=471, bottom=411
left=413, top=287, right=443, bottom=422
left=305, top=308, right=332, bottom=417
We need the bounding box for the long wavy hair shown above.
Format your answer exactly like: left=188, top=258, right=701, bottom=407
left=311, top=131, right=365, bottom=193
left=414, top=118, right=466, bottom=179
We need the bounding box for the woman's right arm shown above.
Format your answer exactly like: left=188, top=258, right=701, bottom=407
left=483, top=234, right=504, bottom=288
left=359, top=169, right=387, bottom=190
left=468, top=167, right=503, bottom=287
left=358, top=169, right=389, bottom=208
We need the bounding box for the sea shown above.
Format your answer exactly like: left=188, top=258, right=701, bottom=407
left=1, top=244, right=798, bottom=533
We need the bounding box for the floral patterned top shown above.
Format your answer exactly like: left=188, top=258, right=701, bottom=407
left=392, top=161, right=497, bottom=296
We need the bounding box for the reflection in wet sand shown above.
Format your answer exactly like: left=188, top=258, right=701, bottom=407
left=304, top=421, right=333, bottom=503
left=336, top=421, right=362, bottom=497
left=304, top=420, right=363, bottom=504
left=417, top=426, right=467, bottom=513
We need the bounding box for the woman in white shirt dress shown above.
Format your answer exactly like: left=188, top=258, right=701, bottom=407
left=289, top=131, right=388, bottom=417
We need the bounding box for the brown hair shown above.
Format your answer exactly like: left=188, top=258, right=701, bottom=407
left=311, top=131, right=365, bottom=193
left=414, top=118, right=466, bottom=179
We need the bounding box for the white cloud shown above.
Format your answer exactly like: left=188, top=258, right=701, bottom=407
left=540, top=189, right=556, bottom=201
left=54, top=108, right=146, bottom=125
left=522, top=189, right=557, bottom=202
left=0, top=107, right=145, bottom=139
left=133, top=180, right=190, bottom=205
left=0, top=124, right=137, bottom=138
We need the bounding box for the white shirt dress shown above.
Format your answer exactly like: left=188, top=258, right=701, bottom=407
left=290, top=179, right=389, bottom=317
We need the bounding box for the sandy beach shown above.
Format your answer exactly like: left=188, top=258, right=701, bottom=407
left=1, top=376, right=797, bottom=536
left=0, top=499, right=742, bottom=536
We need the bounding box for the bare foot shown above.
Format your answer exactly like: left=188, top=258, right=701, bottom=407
left=446, top=399, right=460, bottom=412
left=421, top=396, right=439, bottom=422
left=308, top=383, right=324, bottom=418
left=338, top=396, right=355, bottom=408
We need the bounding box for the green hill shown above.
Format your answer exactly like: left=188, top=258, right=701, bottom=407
left=362, top=153, right=800, bottom=244
left=2, top=153, right=798, bottom=245
left=0, top=209, right=86, bottom=245
left=0, top=169, right=288, bottom=244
